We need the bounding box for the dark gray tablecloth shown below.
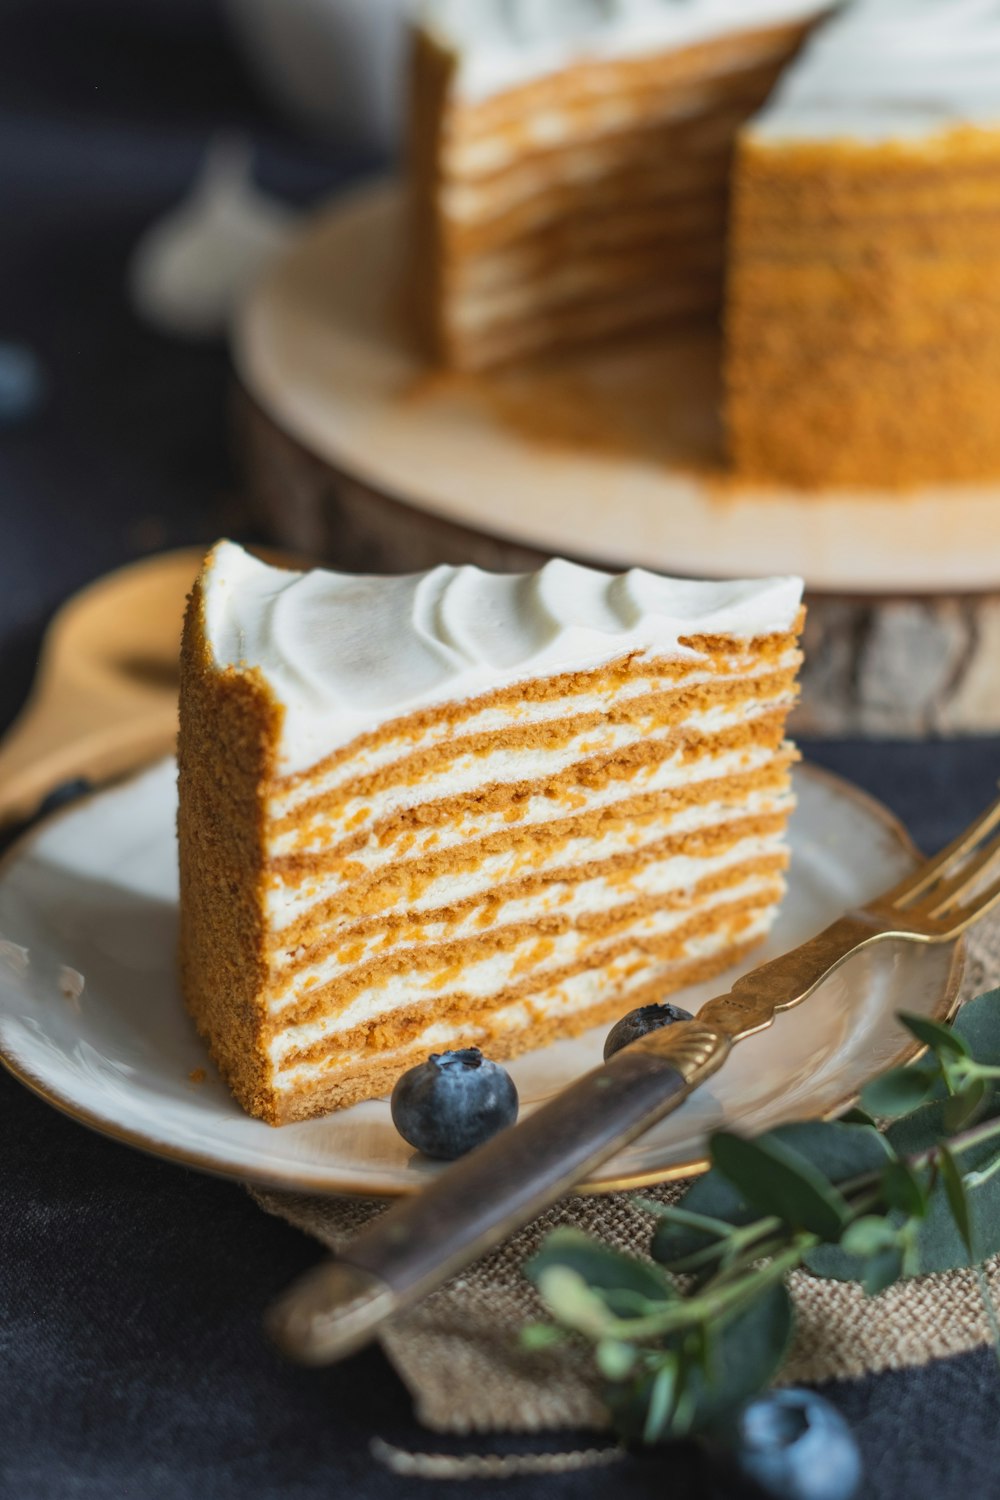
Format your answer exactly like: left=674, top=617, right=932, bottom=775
left=3, top=4, right=1000, bottom=1496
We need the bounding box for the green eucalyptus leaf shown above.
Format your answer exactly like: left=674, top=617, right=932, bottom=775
left=881, top=1159, right=930, bottom=1218
left=885, top=1099, right=952, bottom=1158
left=676, top=1281, right=795, bottom=1433
left=861, top=1246, right=905, bottom=1297
left=527, top=1228, right=676, bottom=1318
left=595, top=1339, right=638, bottom=1381
left=710, top=1132, right=849, bottom=1240
left=939, top=1147, right=975, bottom=1259
left=766, top=1119, right=895, bottom=1182
left=840, top=1215, right=900, bottom=1258
left=895, top=1109, right=1000, bottom=1272
left=893, top=992, right=1000, bottom=1122
left=910, top=1178, right=978, bottom=1273
left=602, top=1283, right=794, bottom=1443
left=604, top=1360, right=675, bottom=1446
left=655, top=1121, right=892, bottom=1265
left=642, top=1360, right=677, bottom=1445
left=952, top=989, right=1000, bottom=1062
left=807, top=1217, right=907, bottom=1290
left=943, top=1078, right=989, bottom=1134
left=809, top=1125, right=1000, bottom=1279
left=647, top=1205, right=738, bottom=1269
left=898, top=1011, right=971, bottom=1059
left=520, top=1323, right=566, bottom=1350
left=861, top=1065, right=938, bottom=1119
left=803, top=1239, right=874, bottom=1281
left=840, top=1106, right=878, bottom=1128
left=841, top=1111, right=1000, bottom=1274
left=533, top=1266, right=618, bottom=1339
left=651, top=1185, right=751, bottom=1265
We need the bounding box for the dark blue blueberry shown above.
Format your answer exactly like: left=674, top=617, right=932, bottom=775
left=0, top=342, right=46, bottom=425
left=390, top=1047, right=519, bottom=1160
left=716, top=1390, right=862, bottom=1500
left=603, top=1002, right=694, bottom=1060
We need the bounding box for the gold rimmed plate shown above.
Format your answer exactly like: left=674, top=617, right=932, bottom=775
left=0, top=758, right=963, bottom=1196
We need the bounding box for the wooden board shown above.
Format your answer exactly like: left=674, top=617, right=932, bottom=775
left=232, top=181, right=1000, bottom=736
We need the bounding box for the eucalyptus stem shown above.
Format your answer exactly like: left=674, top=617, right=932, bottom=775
left=573, top=1239, right=815, bottom=1343
left=527, top=991, right=1000, bottom=1447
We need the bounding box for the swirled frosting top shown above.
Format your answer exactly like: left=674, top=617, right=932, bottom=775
left=751, top=0, right=1000, bottom=143
left=418, top=0, right=832, bottom=104
left=201, top=542, right=802, bottom=773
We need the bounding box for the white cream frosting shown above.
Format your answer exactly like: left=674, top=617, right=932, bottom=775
left=419, top=0, right=832, bottom=104
left=201, top=541, right=802, bottom=775
left=751, top=0, right=1000, bottom=144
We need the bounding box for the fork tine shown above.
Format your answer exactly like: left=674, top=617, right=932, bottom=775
left=885, top=790, right=1000, bottom=908
left=940, top=868, right=1000, bottom=939
left=910, top=830, right=1000, bottom=918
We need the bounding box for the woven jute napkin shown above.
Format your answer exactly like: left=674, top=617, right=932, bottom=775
left=251, top=915, right=1000, bottom=1434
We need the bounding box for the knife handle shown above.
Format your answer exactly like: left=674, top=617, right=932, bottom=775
left=267, top=1019, right=729, bottom=1365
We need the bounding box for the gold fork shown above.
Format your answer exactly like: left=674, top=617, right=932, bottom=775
left=268, top=792, right=1000, bottom=1366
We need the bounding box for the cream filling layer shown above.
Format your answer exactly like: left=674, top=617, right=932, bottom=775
left=267, top=688, right=795, bottom=859
left=440, top=74, right=766, bottom=183
left=270, top=648, right=800, bottom=823
left=269, top=780, right=791, bottom=954
left=266, top=748, right=793, bottom=933
left=270, top=743, right=790, bottom=905
left=446, top=264, right=722, bottom=334
left=267, top=865, right=784, bottom=1064
left=271, top=905, right=775, bottom=1092
left=269, top=825, right=788, bottom=1003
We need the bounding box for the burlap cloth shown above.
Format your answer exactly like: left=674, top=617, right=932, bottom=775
left=251, top=916, right=1000, bottom=1434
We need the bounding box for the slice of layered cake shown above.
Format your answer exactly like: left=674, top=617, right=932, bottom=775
left=725, top=1, right=1000, bottom=488
left=178, top=542, right=803, bottom=1124
left=407, top=0, right=829, bottom=370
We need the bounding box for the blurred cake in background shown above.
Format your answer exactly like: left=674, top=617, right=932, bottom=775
left=403, top=0, right=1000, bottom=492
left=725, top=1, right=1000, bottom=487
left=406, top=0, right=830, bottom=371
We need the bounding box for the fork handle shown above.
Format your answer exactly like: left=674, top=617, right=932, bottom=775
left=267, top=1019, right=729, bottom=1365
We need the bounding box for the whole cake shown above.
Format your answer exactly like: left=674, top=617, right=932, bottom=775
left=725, top=0, right=1000, bottom=487
left=407, top=0, right=1000, bottom=489
left=178, top=542, right=804, bottom=1125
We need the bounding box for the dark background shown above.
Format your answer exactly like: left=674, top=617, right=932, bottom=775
left=3, top=3, right=1000, bottom=1495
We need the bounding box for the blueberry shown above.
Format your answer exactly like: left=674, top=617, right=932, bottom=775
left=390, top=1047, right=519, bottom=1160
left=715, top=1390, right=862, bottom=1500
left=603, top=1002, right=694, bottom=1060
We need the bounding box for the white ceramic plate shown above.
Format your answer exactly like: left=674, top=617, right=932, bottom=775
left=233, top=182, right=1000, bottom=595
left=0, top=759, right=962, bottom=1196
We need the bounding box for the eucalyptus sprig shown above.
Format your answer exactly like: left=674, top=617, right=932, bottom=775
left=522, top=987, right=1000, bottom=1445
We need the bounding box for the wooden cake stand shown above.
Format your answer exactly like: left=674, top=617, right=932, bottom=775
left=232, top=182, right=1000, bottom=737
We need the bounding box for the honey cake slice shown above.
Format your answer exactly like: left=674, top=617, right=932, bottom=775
left=407, top=0, right=830, bottom=371
left=725, top=1, right=1000, bottom=488
left=178, top=541, right=804, bottom=1124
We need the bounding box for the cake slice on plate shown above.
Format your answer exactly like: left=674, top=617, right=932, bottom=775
left=177, top=542, right=803, bottom=1124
